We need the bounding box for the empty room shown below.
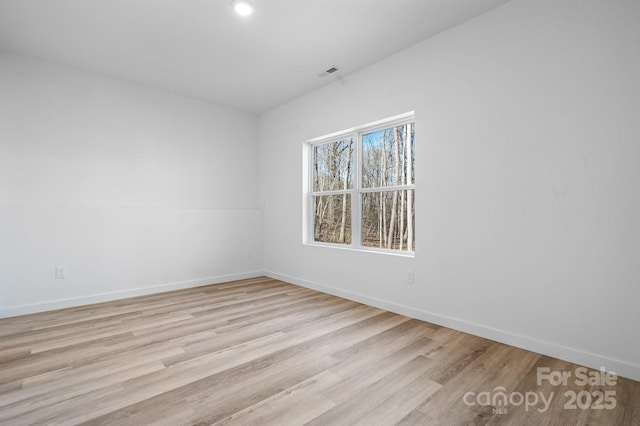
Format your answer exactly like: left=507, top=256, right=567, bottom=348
left=1, top=0, right=639, bottom=424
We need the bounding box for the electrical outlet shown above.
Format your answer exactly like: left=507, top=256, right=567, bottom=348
left=247, top=250, right=255, bottom=260
left=55, top=266, right=67, bottom=280
left=406, top=270, right=414, bottom=284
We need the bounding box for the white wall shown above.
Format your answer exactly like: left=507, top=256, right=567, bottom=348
left=260, top=0, right=640, bottom=380
left=0, top=53, right=263, bottom=317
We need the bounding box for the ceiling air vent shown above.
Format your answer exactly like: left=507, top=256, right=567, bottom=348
left=318, top=66, right=339, bottom=78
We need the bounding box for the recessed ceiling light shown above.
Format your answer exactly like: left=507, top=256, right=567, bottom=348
left=232, top=0, right=254, bottom=17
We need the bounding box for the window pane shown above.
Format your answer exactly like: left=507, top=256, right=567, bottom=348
left=313, top=138, right=354, bottom=192
left=313, top=194, right=352, bottom=244
left=362, top=123, right=414, bottom=188
left=361, top=190, right=415, bottom=251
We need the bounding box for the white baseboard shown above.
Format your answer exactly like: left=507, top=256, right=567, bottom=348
left=264, top=270, right=640, bottom=382
left=0, top=271, right=264, bottom=319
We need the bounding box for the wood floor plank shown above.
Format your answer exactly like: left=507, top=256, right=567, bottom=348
left=396, top=408, right=434, bottom=425
left=85, top=353, right=340, bottom=426
left=418, top=342, right=541, bottom=424
left=0, top=362, right=166, bottom=423
left=352, top=371, right=442, bottom=425
left=307, top=355, right=437, bottom=425
left=213, top=370, right=340, bottom=425
left=324, top=336, right=439, bottom=403
left=0, top=276, right=637, bottom=425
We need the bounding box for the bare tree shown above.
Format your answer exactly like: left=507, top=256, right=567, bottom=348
left=379, top=132, right=388, bottom=248
left=338, top=141, right=352, bottom=242
left=399, top=148, right=405, bottom=250
left=387, top=127, right=401, bottom=248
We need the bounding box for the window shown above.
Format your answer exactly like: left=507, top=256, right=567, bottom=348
left=307, top=113, right=415, bottom=254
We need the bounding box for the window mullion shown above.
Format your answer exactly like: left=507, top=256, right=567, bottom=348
left=353, top=132, right=362, bottom=249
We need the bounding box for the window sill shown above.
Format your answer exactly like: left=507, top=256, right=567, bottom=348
left=304, top=241, right=415, bottom=258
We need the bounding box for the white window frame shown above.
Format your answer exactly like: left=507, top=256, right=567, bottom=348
left=305, top=112, right=415, bottom=256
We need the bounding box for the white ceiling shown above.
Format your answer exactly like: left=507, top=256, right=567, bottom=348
left=0, top=0, right=511, bottom=113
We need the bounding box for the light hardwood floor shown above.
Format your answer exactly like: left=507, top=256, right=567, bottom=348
left=0, top=277, right=638, bottom=425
